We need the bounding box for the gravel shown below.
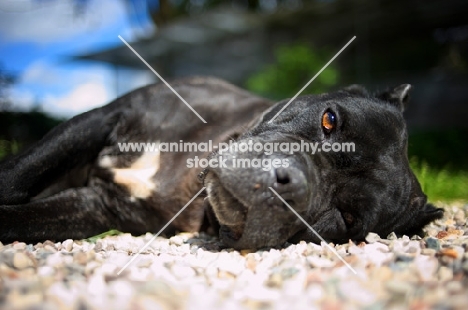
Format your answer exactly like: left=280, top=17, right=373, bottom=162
left=1, top=202, right=468, bottom=309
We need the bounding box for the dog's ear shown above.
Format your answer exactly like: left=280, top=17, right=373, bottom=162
left=343, top=84, right=369, bottom=96
left=377, top=84, right=412, bottom=112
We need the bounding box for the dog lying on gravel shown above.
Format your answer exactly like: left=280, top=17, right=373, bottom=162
left=0, top=77, right=444, bottom=249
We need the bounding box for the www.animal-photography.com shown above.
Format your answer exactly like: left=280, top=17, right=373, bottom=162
left=1, top=0, right=468, bottom=309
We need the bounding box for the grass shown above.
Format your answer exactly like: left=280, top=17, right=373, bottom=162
left=85, top=229, right=123, bottom=243
left=0, top=140, right=21, bottom=160
left=410, top=158, right=468, bottom=202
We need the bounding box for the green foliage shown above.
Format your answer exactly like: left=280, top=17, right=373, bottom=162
left=408, top=129, right=468, bottom=202
left=410, top=158, right=468, bottom=202
left=246, top=43, right=339, bottom=100
left=408, top=129, right=468, bottom=171
left=85, top=229, right=124, bottom=243
left=0, top=140, right=21, bottom=161
left=0, top=111, right=64, bottom=161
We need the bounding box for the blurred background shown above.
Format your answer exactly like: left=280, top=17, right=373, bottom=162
left=0, top=0, right=467, bottom=202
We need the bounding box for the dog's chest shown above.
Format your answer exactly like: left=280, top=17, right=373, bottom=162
left=99, top=150, right=161, bottom=199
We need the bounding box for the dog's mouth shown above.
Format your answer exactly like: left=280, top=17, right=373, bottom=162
left=203, top=172, right=249, bottom=243
left=203, top=167, right=306, bottom=250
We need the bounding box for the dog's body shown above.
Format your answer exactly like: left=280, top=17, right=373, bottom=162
left=0, top=77, right=443, bottom=249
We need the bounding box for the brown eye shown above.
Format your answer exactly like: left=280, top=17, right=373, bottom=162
left=322, top=110, right=336, bottom=133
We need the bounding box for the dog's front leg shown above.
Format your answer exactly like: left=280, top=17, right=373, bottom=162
left=0, top=186, right=130, bottom=243
left=0, top=106, right=121, bottom=205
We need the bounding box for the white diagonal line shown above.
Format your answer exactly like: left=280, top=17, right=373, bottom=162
left=116, top=187, right=206, bottom=275
left=118, top=35, right=207, bottom=124
left=267, top=36, right=356, bottom=124
left=268, top=187, right=357, bottom=274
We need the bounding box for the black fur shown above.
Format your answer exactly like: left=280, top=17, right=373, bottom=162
left=0, top=77, right=443, bottom=249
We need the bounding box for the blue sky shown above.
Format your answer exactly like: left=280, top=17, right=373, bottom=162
left=0, top=0, right=156, bottom=117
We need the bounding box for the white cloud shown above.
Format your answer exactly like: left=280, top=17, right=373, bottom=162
left=117, top=69, right=156, bottom=96
left=21, top=61, right=61, bottom=85
left=20, top=59, right=112, bottom=87
left=10, top=60, right=113, bottom=117
left=10, top=60, right=157, bottom=117
left=43, top=82, right=109, bottom=117
left=8, top=88, right=36, bottom=111
left=0, top=0, right=128, bottom=42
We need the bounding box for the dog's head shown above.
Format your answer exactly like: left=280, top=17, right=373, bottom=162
left=203, top=85, right=444, bottom=250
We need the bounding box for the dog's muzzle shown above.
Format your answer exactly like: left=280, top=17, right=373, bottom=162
left=204, top=142, right=313, bottom=249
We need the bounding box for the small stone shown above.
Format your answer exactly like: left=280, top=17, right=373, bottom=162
left=386, top=280, right=414, bottom=295
left=414, top=255, right=438, bottom=281
left=446, top=228, right=464, bottom=237
left=62, top=239, right=73, bottom=252
left=137, top=259, right=152, bottom=268
left=438, top=266, right=453, bottom=281
left=371, top=266, right=393, bottom=281
left=171, top=265, right=196, bottom=278
left=43, top=240, right=56, bottom=249
left=462, top=261, right=468, bottom=272
left=365, top=232, right=380, bottom=244
left=87, top=250, right=96, bottom=261
left=46, top=253, right=64, bottom=267
left=421, top=248, right=436, bottom=256
left=85, top=261, right=101, bottom=276
left=72, top=242, right=83, bottom=251
left=377, top=239, right=392, bottom=246
left=307, top=256, right=335, bottom=268
left=439, top=248, right=461, bottom=259
left=387, top=232, right=397, bottom=240
left=55, top=242, right=62, bottom=251
left=454, top=210, right=465, bottom=226
left=426, top=228, right=438, bottom=237
left=12, top=242, right=26, bottom=250
left=245, top=255, right=257, bottom=271
left=44, top=245, right=57, bottom=253
left=73, top=252, right=88, bottom=265
left=169, top=236, right=184, bottom=246
left=396, top=254, right=414, bottom=262
left=217, top=270, right=236, bottom=279
left=266, top=273, right=283, bottom=288
left=436, top=231, right=449, bottom=239
left=446, top=281, right=463, bottom=293
left=348, top=243, right=364, bottom=255
left=94, top=241, right=102, bottom=252
left=37, top=266, right=55, bottom=277
left=425, top=237, right=441, bottom=251
left=13, top=252, right=35, bottom=269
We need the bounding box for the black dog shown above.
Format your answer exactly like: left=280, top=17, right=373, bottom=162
left=0, top=77, right=443, bottom=249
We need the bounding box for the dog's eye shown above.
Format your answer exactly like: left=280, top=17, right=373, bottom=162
left=322, top=110, right=336, bottom=133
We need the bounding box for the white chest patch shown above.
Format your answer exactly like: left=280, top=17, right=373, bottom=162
left=111, top=149, right=160, bottom=199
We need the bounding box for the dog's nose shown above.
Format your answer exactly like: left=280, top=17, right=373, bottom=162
left=275, top=167, right=292, bottom=184
left=274, top=167, right=306, bottom=187
left=267, top=167, right=308, bottom=210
